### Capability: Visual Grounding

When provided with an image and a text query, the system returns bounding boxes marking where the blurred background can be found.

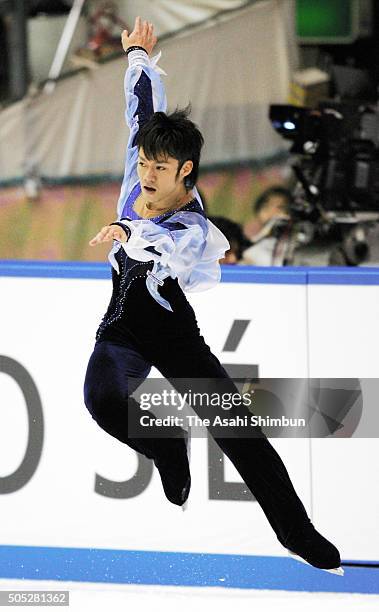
[1,0,379,266]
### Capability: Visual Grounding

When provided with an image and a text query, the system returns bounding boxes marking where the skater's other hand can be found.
[89,225,128,246]
[121,17,157,55]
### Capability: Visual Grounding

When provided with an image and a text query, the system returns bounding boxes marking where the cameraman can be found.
[242,186,292,265]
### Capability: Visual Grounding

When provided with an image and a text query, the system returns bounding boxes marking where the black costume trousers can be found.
[83,332,311,546]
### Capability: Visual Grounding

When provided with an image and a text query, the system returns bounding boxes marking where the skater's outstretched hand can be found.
[89,225,128,246]
[121,16,157,55]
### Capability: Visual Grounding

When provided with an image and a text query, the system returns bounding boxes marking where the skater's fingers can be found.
[88,226,115,246]
[129,16,140,38]
[135,15,142,33]
[88,232,106,246]
[121,30,130,51]
[88,225,128,246]
[89,234,112,246]
[125,16,154,53]
[89,233,102,246]
[145,24,157,53]
[149,25,157,41]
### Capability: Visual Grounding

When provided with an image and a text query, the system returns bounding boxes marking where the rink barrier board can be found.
[0,546,378,594]
[1,260,379,284]
[1,260,379,591]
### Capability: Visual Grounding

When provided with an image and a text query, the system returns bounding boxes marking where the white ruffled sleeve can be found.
[108,49,168,272]
[118,212,230,311]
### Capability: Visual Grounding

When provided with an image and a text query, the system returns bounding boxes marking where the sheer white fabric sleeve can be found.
[116,49,167,219]
[118,212,230,311]
[108,49,167,272]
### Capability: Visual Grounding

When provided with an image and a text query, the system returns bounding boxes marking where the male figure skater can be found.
[84,16,342,574]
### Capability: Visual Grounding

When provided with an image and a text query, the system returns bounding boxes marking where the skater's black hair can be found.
[136,104,204,192]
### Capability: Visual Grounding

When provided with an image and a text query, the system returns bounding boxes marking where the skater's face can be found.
[138,147,193,203]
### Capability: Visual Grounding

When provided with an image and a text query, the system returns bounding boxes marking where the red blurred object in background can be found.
[72,1,129,66]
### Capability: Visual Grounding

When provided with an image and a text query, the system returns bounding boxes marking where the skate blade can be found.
[288,550,344,576]
[181,499,188,512]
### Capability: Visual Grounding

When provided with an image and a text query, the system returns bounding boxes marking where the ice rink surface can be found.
[1,580,379,611]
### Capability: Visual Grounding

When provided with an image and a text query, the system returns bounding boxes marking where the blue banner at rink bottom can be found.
[1,260,379,284]
[0,546,378,594]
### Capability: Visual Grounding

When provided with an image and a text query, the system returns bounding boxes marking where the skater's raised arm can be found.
[117,17,166,216]
[89,17,166,249]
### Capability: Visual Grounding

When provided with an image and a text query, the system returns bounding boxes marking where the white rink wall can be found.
[0,262,378,592]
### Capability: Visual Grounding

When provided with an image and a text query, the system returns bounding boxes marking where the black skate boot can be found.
[283,523,344,576]
[154,434,191,508]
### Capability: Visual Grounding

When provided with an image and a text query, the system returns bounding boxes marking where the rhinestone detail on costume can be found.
[95,254,153,341]
[96,199,205,341]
